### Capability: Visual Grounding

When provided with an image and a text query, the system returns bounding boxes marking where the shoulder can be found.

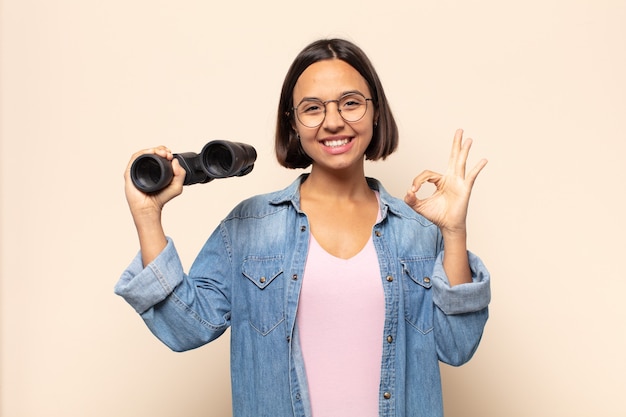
[223,176,302,221]
[224,191,287,221]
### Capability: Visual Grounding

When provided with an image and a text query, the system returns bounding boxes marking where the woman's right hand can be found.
[124,146,187,266]
[124,146,187,217]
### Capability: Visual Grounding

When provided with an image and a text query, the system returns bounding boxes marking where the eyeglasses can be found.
[292,92,373,128]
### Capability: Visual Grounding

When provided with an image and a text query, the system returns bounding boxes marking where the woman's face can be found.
[292,59,376,173]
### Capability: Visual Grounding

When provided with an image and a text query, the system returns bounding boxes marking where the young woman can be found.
[116,38,491,417]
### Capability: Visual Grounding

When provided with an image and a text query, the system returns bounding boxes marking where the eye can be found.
[299,101,323,114]
[340,95,365,109]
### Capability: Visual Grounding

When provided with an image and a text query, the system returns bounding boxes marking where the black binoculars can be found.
[130,140,257,193]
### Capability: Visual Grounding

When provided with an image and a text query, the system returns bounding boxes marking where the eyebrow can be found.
[298,90,365,103]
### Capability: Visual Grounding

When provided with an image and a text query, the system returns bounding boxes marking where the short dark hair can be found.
[275,39,399,169]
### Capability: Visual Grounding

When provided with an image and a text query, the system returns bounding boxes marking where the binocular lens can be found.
[203,143,233,176]
[201,141,257,178]
[130,154,173,193]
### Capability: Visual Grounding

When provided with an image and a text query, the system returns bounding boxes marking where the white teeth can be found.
[323,138,350,147]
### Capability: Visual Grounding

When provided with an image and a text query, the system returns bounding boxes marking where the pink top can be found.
[297,198,385,417]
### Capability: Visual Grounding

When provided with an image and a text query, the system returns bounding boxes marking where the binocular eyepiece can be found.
[130,140,257,193]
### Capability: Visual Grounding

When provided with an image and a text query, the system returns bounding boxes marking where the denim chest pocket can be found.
[401,258,435,334]
[241,256,285,336]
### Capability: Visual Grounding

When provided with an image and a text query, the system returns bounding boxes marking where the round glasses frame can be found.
[291,93,373,128]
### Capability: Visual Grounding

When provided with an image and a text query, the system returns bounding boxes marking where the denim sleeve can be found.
[114,238,184,314]
[431,251,491,366]
[431,251,491,314]
[115,233,232,352]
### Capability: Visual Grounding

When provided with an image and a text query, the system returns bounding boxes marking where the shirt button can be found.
[383,392,391,399]
[292,274,298,280]
[375,230,382,237]
[259,277,266,284]
[423,277,431,283]
[300,225,307,232]
[387,335,393,343]
[386,275,393,282]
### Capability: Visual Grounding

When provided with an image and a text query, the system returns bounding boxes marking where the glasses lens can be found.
[338,94,368,122]
[296,100,325,127]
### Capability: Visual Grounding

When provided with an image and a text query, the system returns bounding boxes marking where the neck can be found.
[301,165,371,201]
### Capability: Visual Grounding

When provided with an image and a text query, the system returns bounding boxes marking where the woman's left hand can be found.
[404,129,487,235]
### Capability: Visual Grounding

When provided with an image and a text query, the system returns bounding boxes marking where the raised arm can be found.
[404,129,487,286]
[123,146,187,266]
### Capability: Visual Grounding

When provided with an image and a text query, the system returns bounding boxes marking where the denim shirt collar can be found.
[268,173,406,221]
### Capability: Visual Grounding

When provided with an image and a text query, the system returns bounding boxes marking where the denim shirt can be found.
[115,175,490,417]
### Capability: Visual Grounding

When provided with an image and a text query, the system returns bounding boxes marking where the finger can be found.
[455,136,473,178]
[171,158,187,184]
[465,158,488,187]
[151,146,173,160]
[404,190,418,207]
[405,170,441,207]
[409,170,440,193]
[128,146,172,165]
[447,129,464,173]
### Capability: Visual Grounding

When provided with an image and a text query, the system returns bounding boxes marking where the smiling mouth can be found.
[322,138,351,148]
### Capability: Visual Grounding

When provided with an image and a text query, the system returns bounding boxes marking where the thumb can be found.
[404,186,418,208]
[170,158,187,187]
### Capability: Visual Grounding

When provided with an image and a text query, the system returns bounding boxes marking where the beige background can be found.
[1,0,625,416]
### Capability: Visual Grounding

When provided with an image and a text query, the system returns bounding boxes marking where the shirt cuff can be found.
[114,237,184,314]
[432,250,491,315]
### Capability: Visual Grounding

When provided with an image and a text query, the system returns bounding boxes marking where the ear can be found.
[290,122,300,139]
[286,111,299,135]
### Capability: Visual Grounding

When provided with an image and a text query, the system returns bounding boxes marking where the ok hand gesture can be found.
[404,129,487,236]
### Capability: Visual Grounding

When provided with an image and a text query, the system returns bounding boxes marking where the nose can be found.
[322,100,345,130]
